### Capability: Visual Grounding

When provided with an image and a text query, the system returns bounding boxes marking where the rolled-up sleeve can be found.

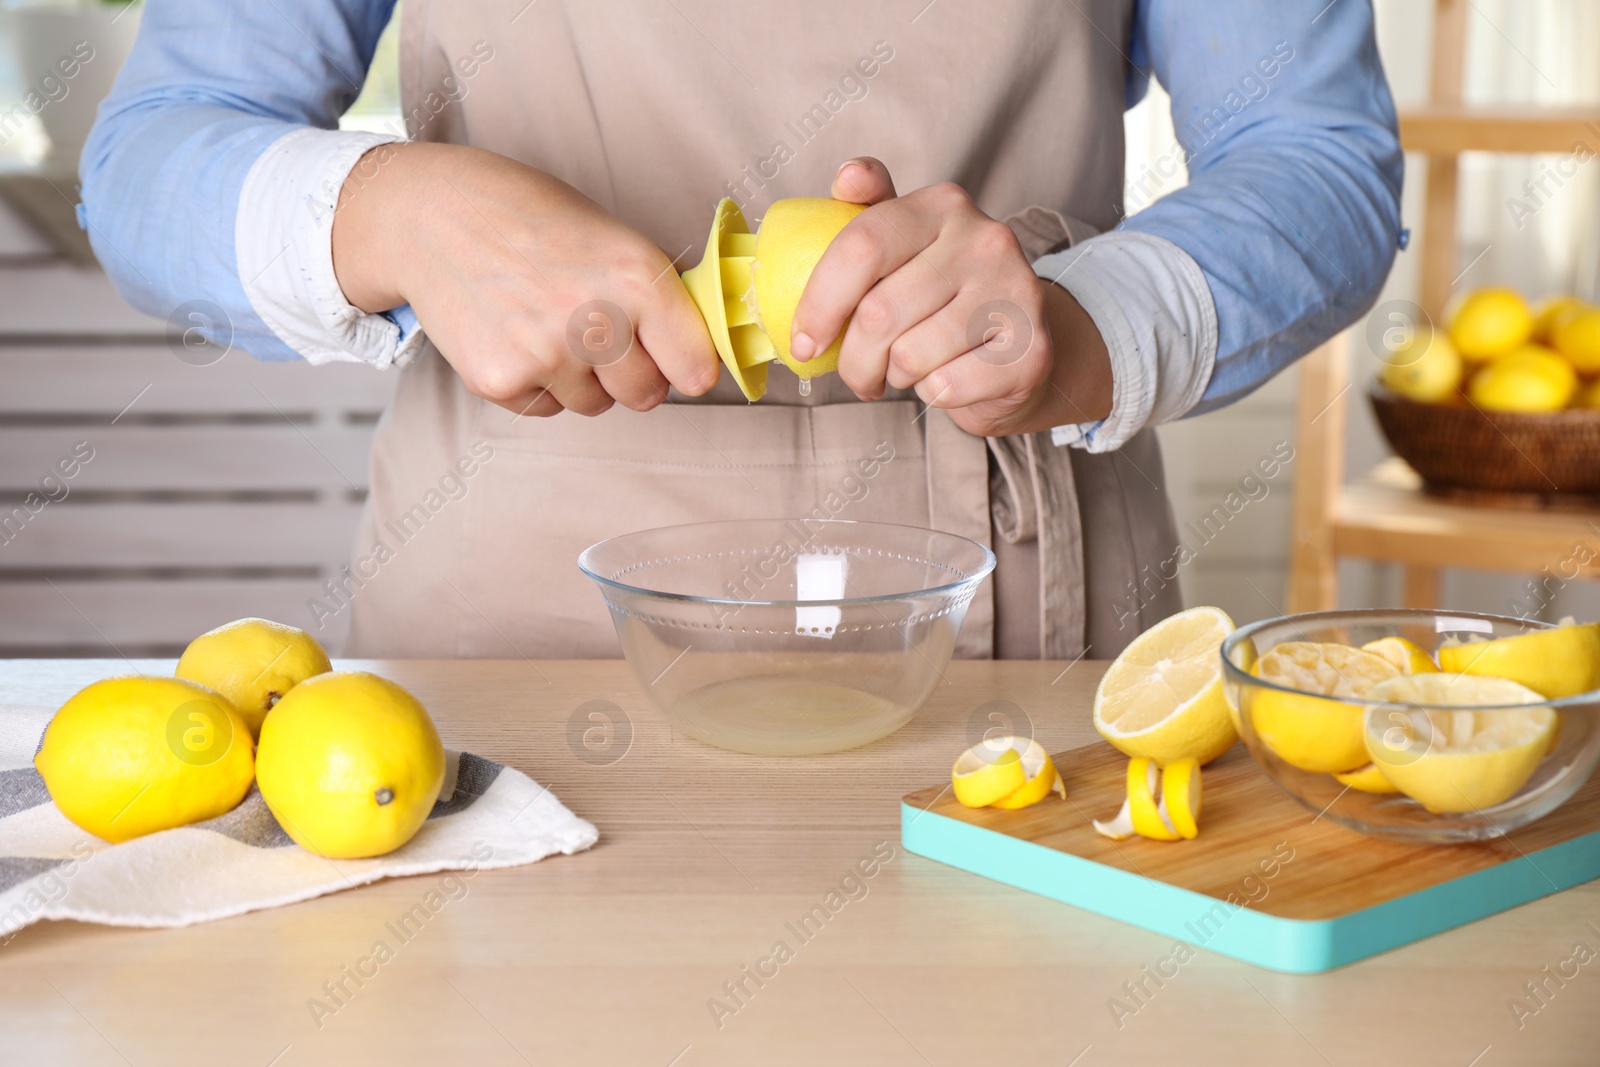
[1043,0,1403,448]
[1121,0,1404,417]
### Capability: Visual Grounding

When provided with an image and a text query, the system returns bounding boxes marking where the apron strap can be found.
[924,408,997,660]
[987,433,1088,659]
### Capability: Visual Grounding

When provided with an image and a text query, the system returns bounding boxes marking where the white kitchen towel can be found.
[0,704,598,937]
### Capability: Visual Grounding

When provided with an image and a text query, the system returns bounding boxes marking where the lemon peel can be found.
[1162,758,1202,839]
[951,736,1064,810]
[1094,757,1201,842]
[1126,758,1180,841]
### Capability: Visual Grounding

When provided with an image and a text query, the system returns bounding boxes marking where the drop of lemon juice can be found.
[797,377,812,397]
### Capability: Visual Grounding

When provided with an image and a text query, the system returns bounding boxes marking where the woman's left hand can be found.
[790,157,1112,438]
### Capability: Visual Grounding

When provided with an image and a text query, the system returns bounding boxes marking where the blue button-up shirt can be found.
[80,0,1402,416]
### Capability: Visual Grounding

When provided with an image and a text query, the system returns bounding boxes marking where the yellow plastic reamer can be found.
[680,198,776,402]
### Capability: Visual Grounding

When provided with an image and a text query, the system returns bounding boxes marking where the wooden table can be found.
[2,659,1596,1065]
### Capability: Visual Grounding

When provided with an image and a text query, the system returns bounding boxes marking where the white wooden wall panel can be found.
[0,426,377,492]
[0,257,394,656]
[0,503,365,570]
[6,344,397,411]
[0,579,341,656]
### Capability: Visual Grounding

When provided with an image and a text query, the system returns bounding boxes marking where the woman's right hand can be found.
[331,142,719,417]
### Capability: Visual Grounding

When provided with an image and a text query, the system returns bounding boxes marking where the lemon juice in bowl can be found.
[581,519,994,756]
[663,674,915,756]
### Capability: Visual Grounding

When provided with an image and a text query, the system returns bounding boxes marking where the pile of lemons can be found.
[1381,288,1600,412]
[34,618,445,858]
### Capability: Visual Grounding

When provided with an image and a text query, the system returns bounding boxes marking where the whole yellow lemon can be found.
[1447,287,1534,362]
[1378,325,1462,403]
[1552,307,1600,375]
[752,197,867,382]
[256,672,445,859]
[1467,344,1577,412]
[176,617,331,739]
[35,676,254,843]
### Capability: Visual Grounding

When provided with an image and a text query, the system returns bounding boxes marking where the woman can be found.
[81,0,1401,660]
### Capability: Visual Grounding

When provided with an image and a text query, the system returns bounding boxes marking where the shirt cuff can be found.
[235,128,428,369]
[1033,231,1218,452]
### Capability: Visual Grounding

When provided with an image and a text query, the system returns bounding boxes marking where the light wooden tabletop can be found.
[1,658,1595,1066]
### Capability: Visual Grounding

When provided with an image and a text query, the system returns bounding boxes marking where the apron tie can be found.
[987,433,1087,659]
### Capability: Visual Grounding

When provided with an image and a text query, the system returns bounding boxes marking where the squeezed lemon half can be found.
[1360,636,1438,675]
[1248,641,1401,773]
[1363,673,1555,813]
[1438,621,1600,699]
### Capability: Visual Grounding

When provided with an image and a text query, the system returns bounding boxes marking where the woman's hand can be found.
[332,142,718,417]
[791,158,1113,437]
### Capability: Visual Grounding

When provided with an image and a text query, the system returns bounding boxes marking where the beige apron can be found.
[342,0,1183,660]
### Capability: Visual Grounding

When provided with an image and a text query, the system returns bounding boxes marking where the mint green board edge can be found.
[900,803,1600,973]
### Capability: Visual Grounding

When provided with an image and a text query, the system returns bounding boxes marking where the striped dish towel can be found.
[0,704,597,938]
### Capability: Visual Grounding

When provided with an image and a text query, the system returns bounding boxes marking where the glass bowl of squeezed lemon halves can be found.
[1221,609,1600,842]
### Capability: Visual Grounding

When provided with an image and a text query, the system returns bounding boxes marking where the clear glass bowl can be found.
[579,519,996,755]
[1221,609,1600,842]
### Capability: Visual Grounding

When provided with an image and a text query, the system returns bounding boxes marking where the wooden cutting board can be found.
[901,742,1600,973]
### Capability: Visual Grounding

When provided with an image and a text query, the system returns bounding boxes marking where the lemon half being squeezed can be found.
[682,197,865,400]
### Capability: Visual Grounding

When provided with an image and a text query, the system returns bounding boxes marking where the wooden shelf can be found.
[1332,459,1600,577]
[1400,105,1600,155]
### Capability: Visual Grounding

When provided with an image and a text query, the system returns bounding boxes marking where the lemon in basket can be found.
[1093,606,1238,766]
[1378,325,1462,403]
[1248,642,1401,773]
[1447,287,1533,362]
[1467,344,1577,412]
[1363,673,1555,813]
[1553,306,1600,375]
[1533,294,1585,345]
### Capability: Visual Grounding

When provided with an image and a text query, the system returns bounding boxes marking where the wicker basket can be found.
[1368,386,1600,495]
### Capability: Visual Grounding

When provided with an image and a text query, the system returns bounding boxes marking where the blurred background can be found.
[0,0,1596,657]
